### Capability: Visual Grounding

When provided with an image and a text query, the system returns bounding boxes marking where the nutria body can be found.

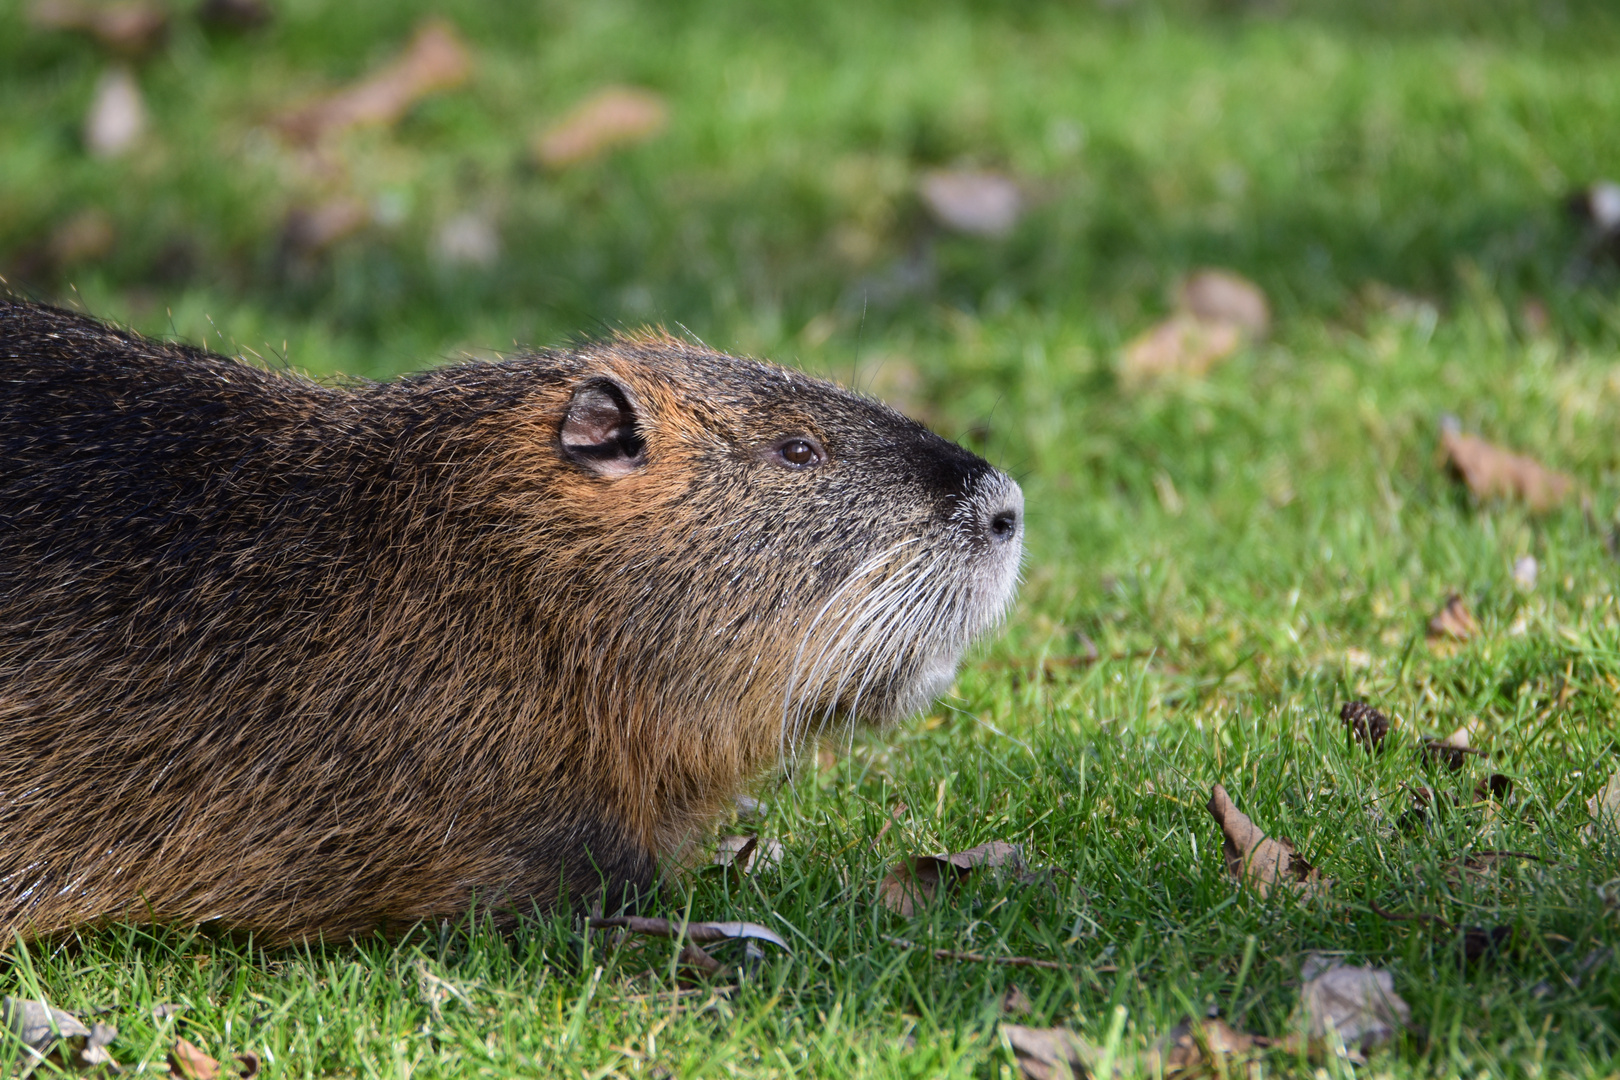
[0,298,1022,943]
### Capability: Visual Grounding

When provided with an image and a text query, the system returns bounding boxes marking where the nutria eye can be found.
[770,437,824,469]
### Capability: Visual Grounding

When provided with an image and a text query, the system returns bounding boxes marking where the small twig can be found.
[882,935,1112,972]
[1367,895,1456,933]
[616,984,735,1004]
[1471,849,1546,863]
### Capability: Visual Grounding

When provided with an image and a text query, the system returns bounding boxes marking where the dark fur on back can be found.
[0,298,1022,942]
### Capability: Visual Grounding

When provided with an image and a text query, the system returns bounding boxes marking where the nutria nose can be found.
[983,482,1023,545]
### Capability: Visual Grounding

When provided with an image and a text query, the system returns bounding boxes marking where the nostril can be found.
[988,509,1019,543]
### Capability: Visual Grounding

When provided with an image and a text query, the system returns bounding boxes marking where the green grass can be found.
[4,0,1620,1076]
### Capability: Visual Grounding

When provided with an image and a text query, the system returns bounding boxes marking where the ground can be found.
[2,0,1618,1076]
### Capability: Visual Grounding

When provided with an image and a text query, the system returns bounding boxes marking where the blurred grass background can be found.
[4,0,1620,1075]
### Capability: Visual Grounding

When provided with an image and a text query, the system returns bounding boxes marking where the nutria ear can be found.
[560,379,646,478]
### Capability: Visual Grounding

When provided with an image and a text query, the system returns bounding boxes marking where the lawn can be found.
[3,0,1620,1076]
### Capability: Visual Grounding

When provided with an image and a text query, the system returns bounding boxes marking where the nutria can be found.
[0,297,1023,943]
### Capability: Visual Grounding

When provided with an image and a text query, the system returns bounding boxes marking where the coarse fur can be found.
[0,298,1023,943]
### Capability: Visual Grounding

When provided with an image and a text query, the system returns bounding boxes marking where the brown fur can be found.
[0,298,1022,943]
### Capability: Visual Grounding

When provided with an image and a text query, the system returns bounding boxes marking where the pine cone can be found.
[1340,700,1389,752]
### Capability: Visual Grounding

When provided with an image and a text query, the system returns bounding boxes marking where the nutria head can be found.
[484,332,1022,799]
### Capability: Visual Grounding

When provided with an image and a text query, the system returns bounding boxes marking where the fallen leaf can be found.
[84,65,147,158]
[279,197,370,257]
[49,208,117,266]
[1421,725,1485,771]
[1339,701,1389,753]
[918,169,1023,238]
[532,86,669,169]
[1119,314,1241,384]
[1427,596,1479,643]
[713,835,783,876]
[878,841,1026,917]
[1441,427,1573,512]
[1512,555,1538,590]
[70,1023,119,1070]
[170,1037,219,1080]
[1002,985,1034,1017]
[1177,269,1269,336]
[1141,1016,1265,1077]
[1573,180,1620,231]
[150,1004,186,1023]
[30,0,169,55]
[1,995,90,1059]
[234,1052,260,1080]
[1474,774,1513,803]
[276,19,472,145]
[1450,849,1542,886]
[588,915,789,951]
[1587,767,1620,837]
[1460,924,1513,962]
[1293,954,1410,1054]
[1207,784,1329,899]
[1003,1024,1098,1080]
[431,212,500,270]
[1569,181,1620,266]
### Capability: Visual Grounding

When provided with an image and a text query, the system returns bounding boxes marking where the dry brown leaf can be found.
[878,841,1026,916]
[1427,596,1479,643]
[275,19,472,145]
[71,1023,119,1070]
[588,915,788,951]
[1441,428,1573,512]
[170,1037,220,1080]
[532,86,669,169]
[84,65,146,158]
[1119,314,1242,385]
[1003,1024,1098,1080]
[1293,953,1410,1054]
[279,198,370,257]
[918,170,1023,238]
[30,0,169,55]
[1207,784,1329,899]
[1177,269,1270,336]
[1339,701,1390,753]
[1421,724,1485,771]
[1588,768,1620,837]
[1141,1016,1265,1077]
[1,995,89,1056]
[234,1052,260,1080]
[713,834,783,876]
[1002,985,1034,1017]
[49,208,117,266]
[1512,554,1539,590]
[431,212,500,270]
